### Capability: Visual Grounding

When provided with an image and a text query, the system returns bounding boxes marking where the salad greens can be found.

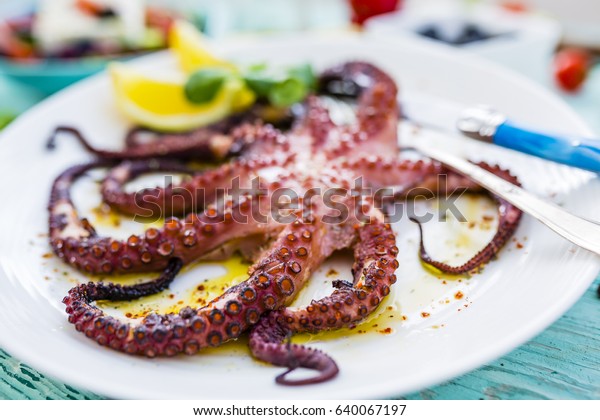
[184,63,316,108]
[184,68,233,104]
[244,62,316,108]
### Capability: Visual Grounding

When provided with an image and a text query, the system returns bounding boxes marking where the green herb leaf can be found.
[184,68,232,104]
[243,73,277,98]
[287,63,316,91]
[242,62,315,108]
[268,77,307,108]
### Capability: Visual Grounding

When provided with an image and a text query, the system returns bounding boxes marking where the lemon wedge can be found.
[169,20,255,111]
[110,21,256,131]
[110,62,242,132]
[169,20,236,73]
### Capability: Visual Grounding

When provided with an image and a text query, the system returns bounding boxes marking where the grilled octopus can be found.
[48,62,522,385]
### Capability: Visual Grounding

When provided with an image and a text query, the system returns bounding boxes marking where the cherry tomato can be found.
[349,0,401,26]
[500,1,528,13]
[554,48,591,92]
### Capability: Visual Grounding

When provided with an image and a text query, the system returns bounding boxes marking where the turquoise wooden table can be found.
[1,50,600,401]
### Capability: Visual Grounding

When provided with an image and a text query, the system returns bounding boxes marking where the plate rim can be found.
[0,33,599,400]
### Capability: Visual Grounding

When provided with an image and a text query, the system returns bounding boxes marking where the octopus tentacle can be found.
[336,155,443,193]
[70,258,184,305]
[47,60,524,386]
[250,215,399,385]
[302,96,337,151]
[49,161,111,240]
[249,316,339,386]
[47,113,252,161]
[346,157,523,274]
[409,163,523,274]
[318,61,400,158]
[62,217,325,356]
[100,123,293,218]
[102,154,295,218]
[229,122,292,158]
[50,162,278,274]
[48,118,292,163]
[100,159,197,217]
[318,61,397,123]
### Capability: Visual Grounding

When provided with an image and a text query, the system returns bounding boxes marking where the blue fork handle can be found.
[494,121,600,172]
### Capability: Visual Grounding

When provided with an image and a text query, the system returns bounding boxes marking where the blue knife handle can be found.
[494,121,600,172]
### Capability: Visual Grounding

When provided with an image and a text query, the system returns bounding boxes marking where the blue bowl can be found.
[0,53,150,95]
[0,56,114,95]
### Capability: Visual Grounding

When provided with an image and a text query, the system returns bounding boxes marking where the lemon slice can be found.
[169,21,255,112]
[110,62,241,132]
[169,20,236,73]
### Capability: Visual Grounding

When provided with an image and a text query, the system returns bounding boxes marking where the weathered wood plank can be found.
[0,350,99,400]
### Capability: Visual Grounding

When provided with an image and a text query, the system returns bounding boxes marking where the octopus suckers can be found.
[277,276,295,296]
[225,300,241,315]
[241,287,257,303]
[48,60,522,386]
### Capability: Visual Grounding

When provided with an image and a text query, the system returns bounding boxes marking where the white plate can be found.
[0,35,599,400]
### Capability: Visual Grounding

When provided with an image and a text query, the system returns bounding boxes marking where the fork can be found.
[327,98,600,256]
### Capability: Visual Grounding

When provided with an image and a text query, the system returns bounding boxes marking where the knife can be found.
[401,93,600,173]
[326,96,600,256]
